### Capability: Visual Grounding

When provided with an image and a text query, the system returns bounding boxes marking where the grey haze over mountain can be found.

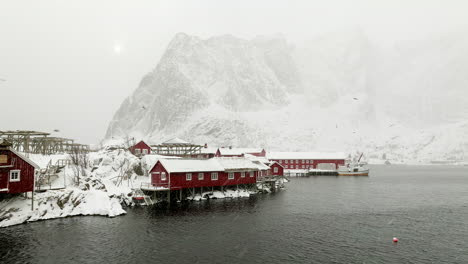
[106,31,468,163]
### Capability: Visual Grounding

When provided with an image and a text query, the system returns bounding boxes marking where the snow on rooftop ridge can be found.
[159,158,224,173]
[267,151,347,160]
[244,153,270,164]
[200,147,218,154]
[214,157,260,171]
[157,157,267,173]
[218,147,264,155]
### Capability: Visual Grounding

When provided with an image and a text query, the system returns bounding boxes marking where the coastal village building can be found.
[267,152,346,175]
[215,147,266,157]
[149,157,261,190]
[129,140,152,156]
[0,139,39,195]
[268,161,284,177]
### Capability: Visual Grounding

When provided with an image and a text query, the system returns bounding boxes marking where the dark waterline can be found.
[1,165,468,264]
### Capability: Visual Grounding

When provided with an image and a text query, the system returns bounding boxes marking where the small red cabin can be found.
[129,140,152,156]
[0,140,39,195]
[269,162,284,176]
[149,158,260,190]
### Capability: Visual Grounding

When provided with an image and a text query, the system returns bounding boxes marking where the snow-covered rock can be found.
[105,31,468,164]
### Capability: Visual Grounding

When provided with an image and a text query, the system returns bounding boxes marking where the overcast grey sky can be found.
[1,0,467,144]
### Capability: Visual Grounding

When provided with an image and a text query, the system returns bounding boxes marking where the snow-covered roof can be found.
[200,147,218,154]
[9,149,40,169]
[159,159,224,173]
[250,160,270,170]
[141,154,180,172]
[244,153,270,164]
[162,138,190,145]
[267,151,346,160]
[214,157,260,171]
[157,157,262,173]
[218,148,264,156]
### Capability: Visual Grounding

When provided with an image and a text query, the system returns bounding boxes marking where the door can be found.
[0,171,8,191]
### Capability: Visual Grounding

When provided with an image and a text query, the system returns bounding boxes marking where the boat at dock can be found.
[337,153,369,176]
[337,165,369,176]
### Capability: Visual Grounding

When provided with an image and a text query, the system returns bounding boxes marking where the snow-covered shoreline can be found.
[0,189,126,228]
[0,148,289,228]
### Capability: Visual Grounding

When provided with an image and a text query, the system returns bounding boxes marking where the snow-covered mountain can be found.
[105,31,468,164]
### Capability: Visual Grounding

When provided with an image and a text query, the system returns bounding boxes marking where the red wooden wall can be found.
[0,149,35,194]
[150,161,258,190]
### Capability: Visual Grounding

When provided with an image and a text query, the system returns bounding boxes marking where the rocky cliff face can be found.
[105,31,468,164]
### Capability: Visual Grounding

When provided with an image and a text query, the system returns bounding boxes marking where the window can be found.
[228,172,234,180]
[249,171,254,177]
[135,148,141,155]
[186,173,192,181]
[296,160,298,163]
[302,165,305,169]
[296,165,299,169]
[241,172,245,178]
[273,167,278,173]
[211,172,218,181]
[142,149,148,155]
[198,173,204,180]
[9,170,20,182]
[285,165,288,169]
[285,160,289,164]
[161,172,166,181]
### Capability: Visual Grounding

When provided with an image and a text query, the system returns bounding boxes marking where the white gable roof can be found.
[159,159,224,173]
[218,148,263,156]
[214,157,259,171]
[267,151,346,160]
[200,147,218,154]
[157,157,262,173]
[9,148,40,169]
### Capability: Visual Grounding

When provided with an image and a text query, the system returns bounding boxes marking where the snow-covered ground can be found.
[0,149,288,228]
[0,148,142,228]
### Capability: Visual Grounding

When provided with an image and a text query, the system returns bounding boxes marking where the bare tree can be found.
[69,147,90,186]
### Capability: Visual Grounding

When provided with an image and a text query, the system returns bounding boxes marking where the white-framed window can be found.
[296,165,299,169]
[296,160,298,163]
[161,172,166,181]
[142,149,148,155]
[273,167,278,173]
[211,172,218,181]
[9,170,20,182]
[285,160,289,164]
[228,172,234,179]
[241,172,245,178]
[198,173,204,180]
[186,173,192,181]
[302,165,305,168]
[285,165,288,169]
[249,171,254,177]
[135,148,141,155]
